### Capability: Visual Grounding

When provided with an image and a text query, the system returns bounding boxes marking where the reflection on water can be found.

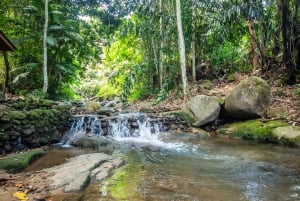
[91,134,300,201]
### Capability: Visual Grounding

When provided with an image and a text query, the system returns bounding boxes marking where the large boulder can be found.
[224,76,271,119]
[184,95,220,127]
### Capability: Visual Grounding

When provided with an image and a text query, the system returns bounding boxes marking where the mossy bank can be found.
[217,119,300,147]
[0,98,71,154]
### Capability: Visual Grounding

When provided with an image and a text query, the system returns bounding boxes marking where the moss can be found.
[0,149,45,173]
[107,153,142,200]
[0,132,8,141]
[218,119,288,142]
[41,99,54,107]
[10,111,26,120]
[165,110,196,125]
[107,166,140,200]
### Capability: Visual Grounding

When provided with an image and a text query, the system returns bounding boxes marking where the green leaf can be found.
[48,25,64,31]
[46,36,57,46]
[12,72,30,84]
[51,10,63,15]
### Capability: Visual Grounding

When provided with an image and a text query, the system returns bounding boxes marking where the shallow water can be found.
[29,133,300,201]
[90,133,300,201]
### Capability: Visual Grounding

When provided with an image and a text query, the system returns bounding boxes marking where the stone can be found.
[0,92,4,101]
[272,126,300,140]
[46,153,123,192]
[10,111,26,120]
[0,104,7,110]
[85,101,101,112]
[184,95,220,127]
[224,76,271,119]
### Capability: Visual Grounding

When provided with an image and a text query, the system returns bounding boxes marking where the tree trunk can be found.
[43,0,49,93]
[176,0,188,99]
[159,0,164,89]
[191,0,196,82]
[3,52,11,93]
[247,20,260,73]
[151,37,158,91]
[281,0,296,84]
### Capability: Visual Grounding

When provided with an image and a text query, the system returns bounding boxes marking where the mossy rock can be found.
[0,114,11,122]
[272,126,300,146]
[41,99,54,107]
[0,149,45,173]
[0,132,8,141]
[28,109,44,119]
[10,111,26,120]
[217,119,288,143]
[163,110,196,125]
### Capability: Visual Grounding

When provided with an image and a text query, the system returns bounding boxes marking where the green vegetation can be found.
[0,1,299,102]
[0,149,45,173]
[107,152,142,200]
[217,119,294,145]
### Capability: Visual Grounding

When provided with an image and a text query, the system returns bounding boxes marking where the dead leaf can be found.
[13,191,28,201]
[15,182,24,188]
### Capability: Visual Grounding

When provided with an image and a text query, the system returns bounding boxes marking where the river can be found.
[27,132,300,201]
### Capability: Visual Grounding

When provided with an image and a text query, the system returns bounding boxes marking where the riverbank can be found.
[129,75,300,125]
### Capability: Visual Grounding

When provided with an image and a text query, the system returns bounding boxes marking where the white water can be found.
[60,113,185,148]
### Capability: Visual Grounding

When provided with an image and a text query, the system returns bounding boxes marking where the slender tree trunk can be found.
[159,0,164,89]
[191,0,196,82]
[176,0,188,99]
[281,0,296,84]
[247,20,260,73]
[43,0,49,93]
[3,52,11,93]
[151,37,158,91]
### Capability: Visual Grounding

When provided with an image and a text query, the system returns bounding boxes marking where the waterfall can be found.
[61,113,165,146]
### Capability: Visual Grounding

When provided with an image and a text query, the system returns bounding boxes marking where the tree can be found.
[176,0,188,99]
[281,0,300,84]
[43,0,49,93]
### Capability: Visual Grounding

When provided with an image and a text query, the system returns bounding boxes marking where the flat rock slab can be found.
[46,153,123,192]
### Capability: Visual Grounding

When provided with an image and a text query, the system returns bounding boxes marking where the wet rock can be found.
[46,153,123,192]
[224,76,271,119]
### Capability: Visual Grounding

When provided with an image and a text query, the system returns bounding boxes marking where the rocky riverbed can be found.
[0,149,124,201]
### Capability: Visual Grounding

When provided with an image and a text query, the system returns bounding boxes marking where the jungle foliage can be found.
[0,0,299,102]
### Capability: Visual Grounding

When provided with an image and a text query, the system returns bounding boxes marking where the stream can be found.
[26,114,300,201]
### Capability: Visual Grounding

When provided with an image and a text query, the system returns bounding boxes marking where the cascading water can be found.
[60,113,165,146]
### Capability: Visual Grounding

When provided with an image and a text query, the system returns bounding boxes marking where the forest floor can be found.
[130,74,300,126]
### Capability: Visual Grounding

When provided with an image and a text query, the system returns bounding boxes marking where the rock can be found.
[10,111,26,120]
[184,95,220,127]
[85,101,101,112]
[224,76,271,119]
[273,126,300,140]
[0,104,7,110]
[97,107,114,116]
[46,153,123,192]
[217,119,288,141]
[0,92,4,101]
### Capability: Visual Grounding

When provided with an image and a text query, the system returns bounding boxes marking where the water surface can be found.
[80,133,300,201]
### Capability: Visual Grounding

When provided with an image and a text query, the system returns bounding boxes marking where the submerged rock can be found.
[224,76,271,119]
